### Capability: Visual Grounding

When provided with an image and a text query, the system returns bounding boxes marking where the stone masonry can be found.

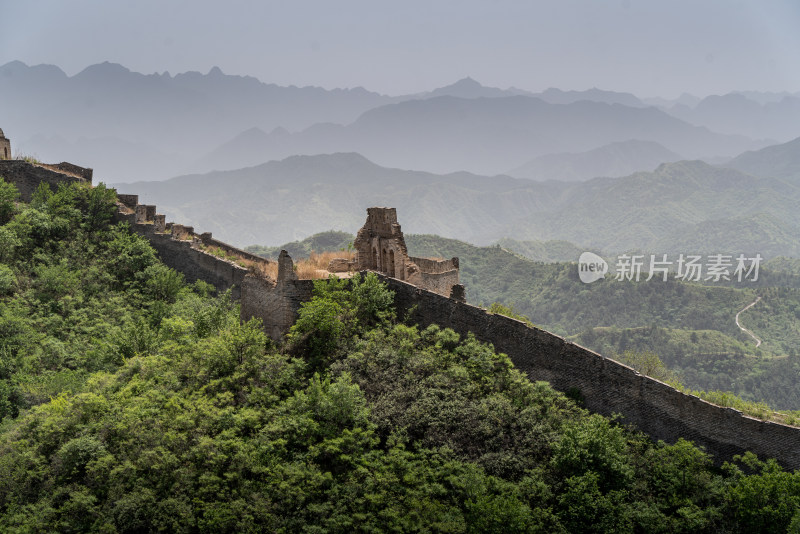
[240,251,316,340]
[353,207,462,298]
[0,159,92,201]
[113,193,276,300]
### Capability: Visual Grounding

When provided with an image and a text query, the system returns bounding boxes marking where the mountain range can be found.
[0,60,785,182]
[0,61,393,181]
[666,92,800,141]
[115,139,800,257]
[196,94,758,176]
[725,135,800,183]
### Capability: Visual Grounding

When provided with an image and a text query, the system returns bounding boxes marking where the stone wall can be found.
[197,232,272,266]
[241,274,315,340]
[40,162,94,182]
[416,270,461,297]
[376,273,800,470]
[0,160,91,201]
[115,209,251,299]
[240,250,315,340]
[410,256,459,274]
[9,159,800,470]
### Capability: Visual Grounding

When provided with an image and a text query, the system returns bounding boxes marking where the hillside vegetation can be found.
[3,178,800,531]
[249,231,800,410]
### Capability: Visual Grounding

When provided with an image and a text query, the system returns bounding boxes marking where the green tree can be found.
[616,349,678,383]
[724,452,800,533]
[488,301,535,327]
[0,177,19,224]
[0,264,15,295]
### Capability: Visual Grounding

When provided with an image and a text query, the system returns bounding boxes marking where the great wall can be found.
[3,142,800,471]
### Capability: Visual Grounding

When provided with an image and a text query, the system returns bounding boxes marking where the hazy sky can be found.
[2,0,799,97]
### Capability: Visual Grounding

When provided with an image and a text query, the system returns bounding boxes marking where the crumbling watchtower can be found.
[0,128,10,160]
[353,207,462,298]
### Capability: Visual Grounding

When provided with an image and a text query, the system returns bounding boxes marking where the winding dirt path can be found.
[735,296,762,348]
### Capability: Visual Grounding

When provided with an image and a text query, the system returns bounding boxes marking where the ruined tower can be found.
[353,207,462,298]
[0,128,10,160]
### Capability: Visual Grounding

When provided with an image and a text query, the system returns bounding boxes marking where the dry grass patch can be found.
[199,244,279,276]
[196,246,354,281]
[294,250,356,280]
[254,261,279,280]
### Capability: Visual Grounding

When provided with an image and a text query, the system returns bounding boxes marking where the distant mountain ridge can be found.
[413,78,646,107]
[536,87,645,107]
[662,92,800,142]
[508,140,682,181]
[0,60,395,181]
[0,60,772,181]
[114,152,800,258]
[724,136,800,183]
[201,95,759,176]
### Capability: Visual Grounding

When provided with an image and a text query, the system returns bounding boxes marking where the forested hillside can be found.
[248,232,800,410]
[3,178,800,531]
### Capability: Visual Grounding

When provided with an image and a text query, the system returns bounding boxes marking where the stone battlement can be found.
[112,194,278,300]
[377,273,800,470]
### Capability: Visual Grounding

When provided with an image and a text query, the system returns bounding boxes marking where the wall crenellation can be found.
[4,141,800,470]
[113,194,283,301]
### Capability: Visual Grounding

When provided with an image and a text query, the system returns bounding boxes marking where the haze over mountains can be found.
[0,60,792,182]
[508,140,682,182]
[0,61,393,181]
[666,93,800,141]
[725,136,800,183]
[200,95,756,176]
[3,59,800,259]
[120,147,800,258]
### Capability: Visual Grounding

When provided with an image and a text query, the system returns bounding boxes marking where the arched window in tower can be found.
[388,249,395,277]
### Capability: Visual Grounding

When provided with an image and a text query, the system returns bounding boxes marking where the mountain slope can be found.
[115,152,565,247]
[115,153,800,257]
[508,140,682,181]
[535,87,645,107]
[501,160,800,252]
[0,60,394,181]
[200,95,759,176]
[667,92,800,141]
[725,136,800,183]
